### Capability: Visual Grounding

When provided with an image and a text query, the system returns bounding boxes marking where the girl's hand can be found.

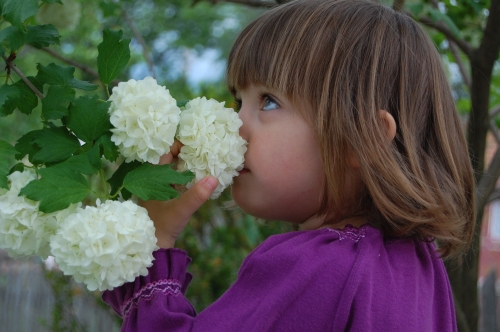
[140,141,219,249]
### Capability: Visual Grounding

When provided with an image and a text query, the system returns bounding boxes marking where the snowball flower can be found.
[0,170,76,259]
[50,200,158,291]
[108,77,181,164]
[36,0,81,31]
[176,97,247,199]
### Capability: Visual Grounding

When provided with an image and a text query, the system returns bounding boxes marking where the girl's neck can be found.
[299,214,368,231]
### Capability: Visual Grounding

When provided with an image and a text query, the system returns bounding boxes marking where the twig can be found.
[490,104,500,119]
[122,9,156,79]
[417,16,473,56]
[37,46,120,86]
[448,40,471,89]
[2,54,45,99]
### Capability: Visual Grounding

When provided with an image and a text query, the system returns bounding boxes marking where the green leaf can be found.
[8,163,24,175]
[14,129,43,163]
[54,153,98,175]
[177,100,189,108]
[108,160,141,197]
[36,63,98,91]
[97,29,131,85]
[42,85,75,120]
[0,0,38,29]
[99,2,120,17]
[0,84,19,116]
[88,142,102,169]
[66,95,111,142]
[41,0,63,4]
[0,26,27,51]
[123,163,194,201]
[26,24,60,49]
[0,140,17,189]
[32,127,81,163]
[96,132,119,162]
[1,77,43,116]
[19,166,90,213]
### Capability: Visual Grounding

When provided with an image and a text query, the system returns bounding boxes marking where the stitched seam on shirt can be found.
[326,227,367,242]
[121,279,182,318]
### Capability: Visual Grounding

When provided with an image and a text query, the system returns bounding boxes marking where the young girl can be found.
[103,0,475,330]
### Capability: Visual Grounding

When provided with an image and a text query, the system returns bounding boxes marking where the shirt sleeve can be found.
[102,248,197,332]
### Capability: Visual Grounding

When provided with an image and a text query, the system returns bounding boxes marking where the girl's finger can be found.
[159,153,173,165]
[175,176,218,221]
[170,140,183,157]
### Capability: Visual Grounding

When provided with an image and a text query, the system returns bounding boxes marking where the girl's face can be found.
[232,85,325,224]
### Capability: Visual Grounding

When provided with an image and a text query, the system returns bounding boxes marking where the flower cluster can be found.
[0,171,78,259]
[176,97,247,199]
[108,77,181,164]
[50,200,157,291]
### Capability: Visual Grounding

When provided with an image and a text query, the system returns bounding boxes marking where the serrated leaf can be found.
[123,163,194,201]
[0,84,19,116]
[0,140,17,189]
[66,95,111,142]
[26,24,60,49]
[108,160,141,197]
[42,85,75,120]
[32,127,81,163]
[0,0,38,29]
[36,63,98,91]
[97,29,131,85]
[0,26,27,51]
[19,166,90,213]
[2,77,43,116]
[54,153,98,175]
[88,142,102,169]
[96,132,119,162]
[14,129,43,163]
[8,163,24,175]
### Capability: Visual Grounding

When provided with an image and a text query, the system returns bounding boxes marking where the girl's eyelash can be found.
[259,93,279,107]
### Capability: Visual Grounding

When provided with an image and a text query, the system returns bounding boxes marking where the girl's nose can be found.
[238,107,250,141]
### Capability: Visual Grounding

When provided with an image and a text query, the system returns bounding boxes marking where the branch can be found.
[490,104,500,119]
[392,0,405,11]
[38,47,120,86]
[417,16,473,57]
[477,0,500,67]
[448,40,471,90]
[122,9,156,79]
[476,146,500,212]
[2,55,44,99]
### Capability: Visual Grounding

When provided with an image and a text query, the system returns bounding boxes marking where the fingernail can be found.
[203,177,218,191]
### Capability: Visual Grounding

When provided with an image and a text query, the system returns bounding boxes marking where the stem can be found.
[2,55,45,99]
[104,84,110,99]
[99,169,110,200]
[109,186,125,199]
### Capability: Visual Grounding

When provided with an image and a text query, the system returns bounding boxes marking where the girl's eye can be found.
[262,94,279,111]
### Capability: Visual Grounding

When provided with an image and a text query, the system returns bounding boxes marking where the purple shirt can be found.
[103,224,457,331]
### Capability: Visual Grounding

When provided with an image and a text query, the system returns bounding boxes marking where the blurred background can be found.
[0,0,499,331]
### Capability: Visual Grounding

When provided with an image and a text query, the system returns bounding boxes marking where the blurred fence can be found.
[0,249,120,332]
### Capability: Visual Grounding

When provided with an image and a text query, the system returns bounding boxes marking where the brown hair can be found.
[226,0,475,258]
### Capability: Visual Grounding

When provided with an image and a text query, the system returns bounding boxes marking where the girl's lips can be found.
[238,168,250,175]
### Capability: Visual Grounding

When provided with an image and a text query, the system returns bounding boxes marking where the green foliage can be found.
[20,166,91,213]
[97,29,131,85]
[26,24,61,49]
[42,85,75,119]
[32,127,80,163]
[0,0,38,29]
[66,95,111,142]
[3,77,42,116]
[0,139,16,188]
[123,163,194,200]
[36,63,98,91]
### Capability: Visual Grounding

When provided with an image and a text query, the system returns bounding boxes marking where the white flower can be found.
[176,97,247,199]
[50,200,158,291]
[36,0,81,31]
[108,77,181,164]
[0,171,80,259]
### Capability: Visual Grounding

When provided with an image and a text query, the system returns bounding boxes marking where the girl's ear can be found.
[379,109,397,142]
